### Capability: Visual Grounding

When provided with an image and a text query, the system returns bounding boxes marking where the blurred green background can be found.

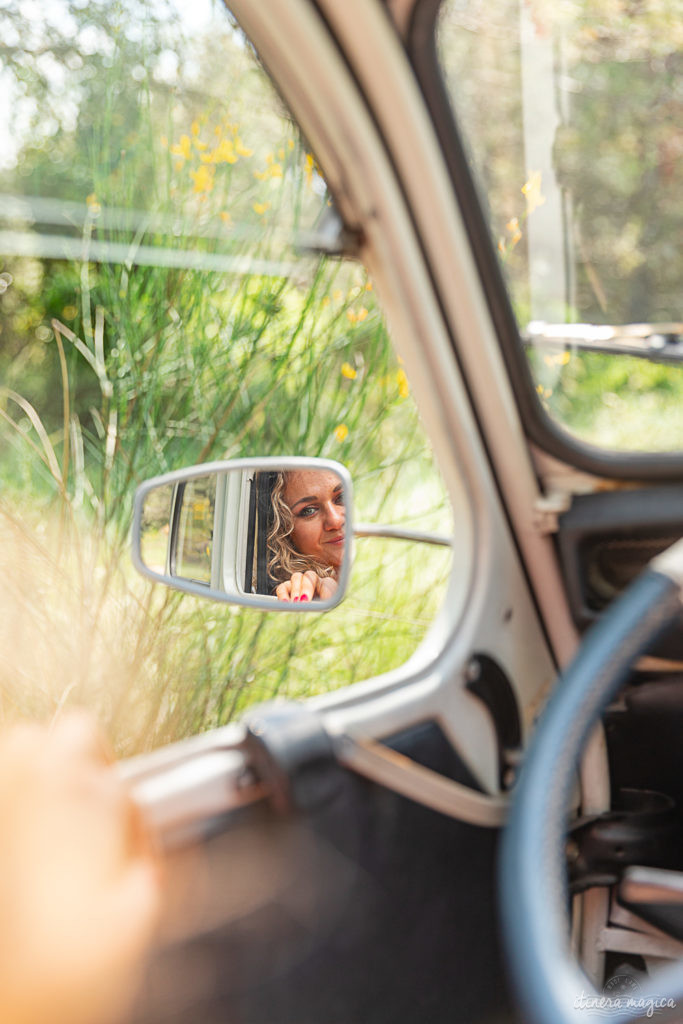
[0,0,452,751]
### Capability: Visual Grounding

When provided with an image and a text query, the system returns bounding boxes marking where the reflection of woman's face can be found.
[283,470,345,569]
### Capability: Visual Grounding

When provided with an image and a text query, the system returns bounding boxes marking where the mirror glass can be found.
[134,459,350,610]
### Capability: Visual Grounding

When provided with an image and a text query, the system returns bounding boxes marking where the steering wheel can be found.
[500,540,683,1024]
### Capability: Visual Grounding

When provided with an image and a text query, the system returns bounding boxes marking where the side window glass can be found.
[0,0,454,750]
[437,1,683,455]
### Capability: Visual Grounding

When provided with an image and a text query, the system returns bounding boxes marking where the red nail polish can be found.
[300,594,309,602]
[293,596,300,602]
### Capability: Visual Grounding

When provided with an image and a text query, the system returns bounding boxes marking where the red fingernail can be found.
[293,596,300,602]
[300,594,309,602]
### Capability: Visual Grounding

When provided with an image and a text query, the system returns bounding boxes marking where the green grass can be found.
[529,349,683,453]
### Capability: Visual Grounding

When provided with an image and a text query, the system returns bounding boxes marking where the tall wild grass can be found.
[0,16,452,752]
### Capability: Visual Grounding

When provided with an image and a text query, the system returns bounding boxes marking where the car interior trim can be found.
[336,734,508,827]
[315,0,579,669]
[232,0,556,796]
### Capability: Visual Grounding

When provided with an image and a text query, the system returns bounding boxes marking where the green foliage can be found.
[0,0,451,749]
[438,0,683,452]
[531,348,683,451]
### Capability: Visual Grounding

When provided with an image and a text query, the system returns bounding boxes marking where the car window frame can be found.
[406,0,683,483]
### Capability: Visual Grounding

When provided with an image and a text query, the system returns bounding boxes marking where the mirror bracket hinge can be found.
[533,490,572,535]
[296,204,363,258]
[243,701,344,814]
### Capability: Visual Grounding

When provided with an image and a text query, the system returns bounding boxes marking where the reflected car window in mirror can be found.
[140,483,174,575]
[437,0,683,455]
[174,477,216,585]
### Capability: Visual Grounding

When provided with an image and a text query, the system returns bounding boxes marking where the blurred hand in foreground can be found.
[0,712,161,1024]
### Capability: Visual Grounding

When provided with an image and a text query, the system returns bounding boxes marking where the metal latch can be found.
[533,490,572,535]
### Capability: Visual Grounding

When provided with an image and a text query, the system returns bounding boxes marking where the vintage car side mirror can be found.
[132,457,352,611]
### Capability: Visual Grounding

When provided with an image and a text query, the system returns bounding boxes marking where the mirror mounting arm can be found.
[354,523,453,547]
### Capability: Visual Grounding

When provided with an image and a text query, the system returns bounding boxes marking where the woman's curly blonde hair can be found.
[265,472,337,588]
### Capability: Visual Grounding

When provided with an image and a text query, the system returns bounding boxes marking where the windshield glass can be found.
[437,0,683,453]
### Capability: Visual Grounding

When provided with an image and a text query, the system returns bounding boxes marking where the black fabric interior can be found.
[133,721,517,1024]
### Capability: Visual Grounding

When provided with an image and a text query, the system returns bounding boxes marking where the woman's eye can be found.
[334,494,344,506]
[298,505,318,518]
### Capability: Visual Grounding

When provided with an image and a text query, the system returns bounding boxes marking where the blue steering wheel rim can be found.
[500,567,683,1024]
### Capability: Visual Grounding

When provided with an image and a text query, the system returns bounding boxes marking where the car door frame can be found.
[223,0,571,775]
[126,0,589,823]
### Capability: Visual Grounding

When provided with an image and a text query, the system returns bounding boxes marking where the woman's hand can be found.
[275,569,338,603]
[0,711,161,1024]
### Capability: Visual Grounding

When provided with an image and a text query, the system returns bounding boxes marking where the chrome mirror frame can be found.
[131,456,353,612]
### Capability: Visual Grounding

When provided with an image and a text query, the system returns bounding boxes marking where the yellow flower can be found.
[170,135,192,160]
[252,201,271,216]
[254,160,282,180]
[544,351,571,367]
[365,280,373,292]
[341,362,357,379]
[211,138,237,164]
[191,120,200,137]
[220,211,232,225]
[85,193,100,213]
[278,147,285,160]
[397,368,410,398]
[346,310,357,324]
[356,307,368,322]
[190,164,214,194]
[287,139,295,150]
[234,136,253,157]
[334,424,349,442]
[522,171,546,214]
[505,217,522,247]
[304,152,315,187]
